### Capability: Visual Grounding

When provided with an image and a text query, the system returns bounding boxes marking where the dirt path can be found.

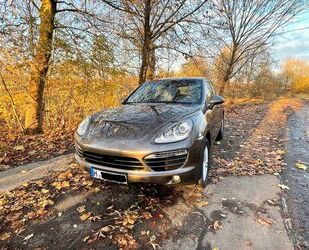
[0,154,74,192]
[282,101,309,248]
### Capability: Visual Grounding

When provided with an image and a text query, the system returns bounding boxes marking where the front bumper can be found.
[75,136,204,185]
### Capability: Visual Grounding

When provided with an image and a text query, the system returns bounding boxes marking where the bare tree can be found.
[102,0,208,84]
[202,0,307,94]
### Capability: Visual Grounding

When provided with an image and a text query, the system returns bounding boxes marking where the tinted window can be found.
[126,79,203,104]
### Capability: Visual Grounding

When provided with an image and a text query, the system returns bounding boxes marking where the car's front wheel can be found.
[200,139,211,188]
[216,118,224,141]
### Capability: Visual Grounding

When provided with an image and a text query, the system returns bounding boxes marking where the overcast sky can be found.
[274,11,309,64]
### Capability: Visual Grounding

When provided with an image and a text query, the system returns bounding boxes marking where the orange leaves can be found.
[0,232,11,241]
[52,180,70,190]
[57,170,73,180]
[114,234,139,249]
[256,211,273,226]
[80,212,92,221]
[122,211,139,227]
[0,129,74,168]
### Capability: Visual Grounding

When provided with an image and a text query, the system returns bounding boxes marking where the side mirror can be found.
[207,95,225,109]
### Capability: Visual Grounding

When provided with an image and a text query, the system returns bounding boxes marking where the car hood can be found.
[87,103,200,140]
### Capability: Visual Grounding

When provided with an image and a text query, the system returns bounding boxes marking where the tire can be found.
[200,139,211,188]
[216,118,224,141]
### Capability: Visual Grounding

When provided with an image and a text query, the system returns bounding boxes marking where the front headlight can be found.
[154,120,193,143]
[76,116,91,136]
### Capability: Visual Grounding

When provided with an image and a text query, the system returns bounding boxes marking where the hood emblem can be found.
[91,121,141,139]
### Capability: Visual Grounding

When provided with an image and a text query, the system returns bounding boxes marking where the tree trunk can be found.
[147,44,156,80]
[24,0,56,134]
[138,0,151,85]
[219,52,236,95]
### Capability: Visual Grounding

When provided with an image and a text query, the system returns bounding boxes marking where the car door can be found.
[204,80,216,142]
[206,81,223,139]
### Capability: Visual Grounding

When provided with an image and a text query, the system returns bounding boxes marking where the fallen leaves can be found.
[295,162,307,171]
[0,164,96,243]
[213,220,223,231]
[0,232,11,241]
[183,188,209,207]
[80,212,92,221]
[23,233,34,241]
[13,145,25,151]
[0,129,74,169]
[122,211,139,226]
[211,99,303,181]
[278,184,290,190]
[52,180,70,190]
[114,234,139,249]
[256,211,273,226]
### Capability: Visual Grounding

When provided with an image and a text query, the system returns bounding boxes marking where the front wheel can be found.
[200,140,211,188]
[216,118,224,141]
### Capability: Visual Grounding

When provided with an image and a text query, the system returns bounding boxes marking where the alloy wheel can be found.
[202,145,209,182]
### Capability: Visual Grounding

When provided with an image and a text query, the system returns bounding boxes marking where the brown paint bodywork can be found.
[74,77,224,185]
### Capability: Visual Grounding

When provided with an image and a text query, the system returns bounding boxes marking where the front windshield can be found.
[126,79,203,104]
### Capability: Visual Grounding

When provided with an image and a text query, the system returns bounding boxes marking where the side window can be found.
[208,81,216,95]
[206,81,216,96]
[204,80,212,102]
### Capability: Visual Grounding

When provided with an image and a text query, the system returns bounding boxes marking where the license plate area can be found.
[90,167,127,184]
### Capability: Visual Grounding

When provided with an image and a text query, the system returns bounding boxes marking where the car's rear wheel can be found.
[200,139,211,188]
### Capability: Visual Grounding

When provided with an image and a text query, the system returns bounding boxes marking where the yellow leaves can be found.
[295,163,307,171]
[283,58,309,93]
[0,232,11,241]
[195,200,209,207]
[80,212,92,221]
[141,212,152,219]
[52,181,70,190]
[57,170,73,180]
[13,145,25,151]
[276,149,286,155]
[41,188,49,194]
[39,199,54,208]
[0,198,7,206]
[22,182,29,188]
[123,211,138,226]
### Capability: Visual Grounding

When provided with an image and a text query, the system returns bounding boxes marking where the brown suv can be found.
[74,77,224,187]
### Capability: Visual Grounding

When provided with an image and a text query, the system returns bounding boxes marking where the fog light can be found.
[145,149,187,159]
[172,175,181,184]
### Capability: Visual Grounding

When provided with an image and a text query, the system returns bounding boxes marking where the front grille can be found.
[81,150,143,171]
[76,146,83,158]
[144,150,188,172]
